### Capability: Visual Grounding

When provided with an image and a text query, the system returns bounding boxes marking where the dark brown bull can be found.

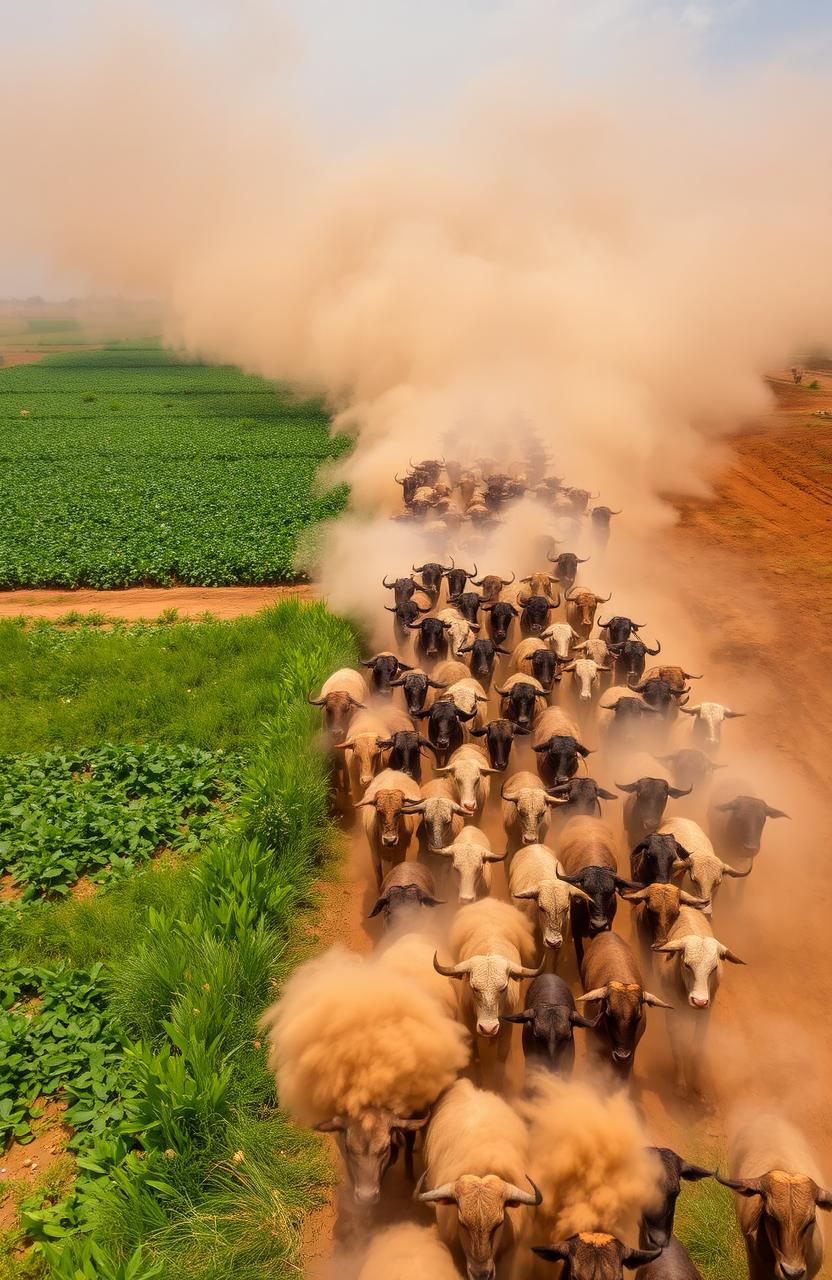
[655,749,726,792]
[389,668,448,715]
[547,550,590,594]
[459,638,510,688]
[567,588,612,640]
[578,932,671,1078]
[360,652,413,696]
[501,973,600,1076]
[470,718,529,772]
[635,1238,703,1280]
[412,561,446,601]
[382,574,418,604]
[709,795,789,857]
[617,777,693,845]
[546,777,618,818]
[641,1147,715,1249]
[378,729,437,783]
[533,1232,661,1279]
[610,637,662,685]
[518,592,557,637]
[444,560,478,599]
[368,862,443,930]
[470,571,515,603]
[481,600,519,644]
[598,615,646,646]
[385,597,432,640]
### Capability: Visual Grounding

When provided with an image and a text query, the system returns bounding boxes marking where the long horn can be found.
[508,959,546,979]
[721,861,753,879]
[567,884,595,904]
[642,991,674,1009]
[483,850,508,863]
[595,593,612,603]
[644,639,662,656]
[400,800,427,812]
[679,705,701,715]
[682,671,704,679]
[576,987,609,1003]
[307,694,326,705]
[622,888,650,902]
[417,1180,458,1204]
[503,1176,543,1207]
[433,952,469,978]
[724,709,745,718]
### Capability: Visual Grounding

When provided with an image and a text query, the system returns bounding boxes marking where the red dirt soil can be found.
[0,583,316,622]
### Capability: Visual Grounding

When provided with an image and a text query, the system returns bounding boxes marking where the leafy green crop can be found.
[0,345,350,588]
[0,744,241,901]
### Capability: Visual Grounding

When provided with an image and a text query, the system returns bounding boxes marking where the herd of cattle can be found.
[265,457,828,1280]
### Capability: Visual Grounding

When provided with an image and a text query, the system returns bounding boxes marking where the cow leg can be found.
[403,1130,416,1181]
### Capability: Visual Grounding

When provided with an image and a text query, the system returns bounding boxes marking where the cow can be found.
[316,1107,431,1206]
[631,832,691,885]
[501,772,568,852]
[589,505,622,547]
[579,635,613,667]
[533,1232,661,1279]
[519,569,561,601]
[412,561,446,601]
[459,637,510,688]
[546,777,619,819]
[578,932,671,1078]
[629,678,686,720]
[381,574,418,604]
[434,744,499,817]
[709,795,789,858]
[433,827,507,905]
[509,843,591,961]
[516,591,557,638]
[368,862,444,930]
[433,659,472,687]
[404,778,468,858]
[547,550,590,594]
[610,638,662,686]
[437,607,479,658]
[598,687,662,745]
[655,750,726,792]
[717,1115,832,1280]
[336,707,412,796]
[679,701,745,751]
[385,597,432,641]
[438,677,490,730]
[308,668,368,741]
[390,668,448,717]
[470,571,516,603]
[481,599,519,645]
[566,588,612,641]
[557,815,637,964]
[377,728,437,784]
[598,615,646,647]
[532,706,593,787]
[542,621,582,660]
[641,1147,715,1250]
[448,591,483,626]
[414,698,476,767]
[495,673,548,729]
[653,905,744,1095]
[623,883,711,959]
[643,665,703,693]
[510,638,560,692]
[501,973,600,1076]
[394,470,423,506]
[562,657,612,707]
[469,718,529,772]
[408,615,452,664]
[658,817,751,914]
[360,651,413,696]
[444,560,478,600]
[617,777,693,845]
[435,899,542,1085]
[418,1080,541,1280]
[356,769,422,889]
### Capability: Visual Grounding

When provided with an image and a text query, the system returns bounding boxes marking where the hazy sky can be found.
[4,0,829,296]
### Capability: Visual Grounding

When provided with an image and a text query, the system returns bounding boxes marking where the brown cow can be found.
[578,932,670,1078]
[566,588,612,641]
[643,665,703,693]
[533,1232,661,1279]
[308,668,368,741]
[357,768,421,889]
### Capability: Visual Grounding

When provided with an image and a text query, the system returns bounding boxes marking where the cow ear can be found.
[531,1243,572,1263]
[815,1187,832,1209]
[500,1010,533,1024]
[597,788,618,800]
[716,1174,763,1197]
[680,1161,715,1182]
[367,898,387,918]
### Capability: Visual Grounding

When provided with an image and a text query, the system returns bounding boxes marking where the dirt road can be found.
[0,584,316,622]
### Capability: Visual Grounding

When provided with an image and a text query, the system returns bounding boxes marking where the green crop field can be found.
[0,345,350,588]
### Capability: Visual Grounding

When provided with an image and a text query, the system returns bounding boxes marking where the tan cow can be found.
[357,768,422,890]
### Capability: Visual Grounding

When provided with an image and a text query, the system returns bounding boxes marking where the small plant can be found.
[157,607,179,626]
[109,400,123,411]
[808,379,820,390]
[81,392,96,403]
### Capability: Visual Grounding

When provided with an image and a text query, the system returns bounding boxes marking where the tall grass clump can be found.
[674,1150,746,1280]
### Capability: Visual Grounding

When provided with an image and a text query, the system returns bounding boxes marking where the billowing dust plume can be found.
[260,943,468,1124]
[352,1223,461,1280]
[520,1073,659,1239]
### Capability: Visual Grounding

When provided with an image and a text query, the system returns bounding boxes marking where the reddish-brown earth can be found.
[0,583,315,622]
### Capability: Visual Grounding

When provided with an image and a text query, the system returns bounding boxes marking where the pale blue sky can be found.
[4,0,830,295]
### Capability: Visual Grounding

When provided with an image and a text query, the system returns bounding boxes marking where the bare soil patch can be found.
[0,583,317,622]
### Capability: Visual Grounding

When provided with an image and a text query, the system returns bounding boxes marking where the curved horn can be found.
[644,639,662,656]
[682,671,704,679]
[416,1177,459,1204]
[307,694,326,706]
[679,705,701,716]
[500,571,515,585]
[720,860,753,879]
[433,952,469,978]
[576,986,609,1004]
[508,959,546,980]
[503,1176,543,1207]
[642,991,674,1009]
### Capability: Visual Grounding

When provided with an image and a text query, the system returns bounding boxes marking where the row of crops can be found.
[0,345,350,588]
[0,604,359,1278]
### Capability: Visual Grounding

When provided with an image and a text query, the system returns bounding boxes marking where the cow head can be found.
[616,777,692,834]
[547,777,618,817]
[713,795,789,854]
[460,638,510,681]
[356,788,409,847]
[623,883,710,946]
[307,689,365,740]
[390,670,447,716]
[577,980,671,1071]
[632,833,690,884]
[513,877,591,950]
[653,934,744,1008]
[533,733,592,785]
[481,600,518,643]
[436,840,507,905]
[419,1173,541,1280]
[533,1232,661,1279]
[502,782,566,846]
[716,1170,832,1280]
[316,1107,429,1205]
[434,952,543,1036]
[642,1147,714,1248]
[360,652,412,695]
[470,718,527,772]
[557,866,638,936]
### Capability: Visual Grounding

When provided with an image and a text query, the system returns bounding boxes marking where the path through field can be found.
[0,583,316,621]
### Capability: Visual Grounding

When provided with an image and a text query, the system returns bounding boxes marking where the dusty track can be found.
[0,584,316,622]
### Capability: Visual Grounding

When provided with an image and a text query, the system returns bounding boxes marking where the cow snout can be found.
[743,843,760,854]
[543,932,563,949]
[612,1047,632,1062]
[382,833,398,847]
[590,917,610,934]
[353,1185,380,1206]
[459,894,476,906]
[522,833,537,845]
[477,1019,500,1038]
[779,1266,806,1280]
[689,995,710,1009]
[462,802,476,815]
[468,1267,496,1280]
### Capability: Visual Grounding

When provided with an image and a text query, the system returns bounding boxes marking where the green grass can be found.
[0,344,350,588]
[0,603,347,754]
[0,600,360,1278]
[675,1153,746,1280]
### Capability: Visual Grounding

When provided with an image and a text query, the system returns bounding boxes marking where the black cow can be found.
[518,593,556,638]
[521,645,559,692]
[598,615,646,647]
[501,974,600,1076]
[589,505,622,546]
[469,718,528,771]
[394,472,422,506]
[385,598,431,641]
[381,574,417,604]
[368,863,444,931]
[547,777,619,817]
[617,777,693,845]
[610,637,661,684]
[443,560,477,599]
[481,600,519,644]
[378,730,437,784]
[547,550,590,593]
[630,833,690,885]
[495,680,546,729]
[600,695,661,741]
[655,749,726,792]
[449,590,482,625]
[458,638,510,688]
[414,699,475,766]
[709,795,790,856]
[389,670,448,716]
[359,653,412,696]
[557,867,641,964]
[407,616,451,663]
[629,677,685,718]
[412,562,445,600]
[533,734,592,786]
[641,1148,714,1250]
